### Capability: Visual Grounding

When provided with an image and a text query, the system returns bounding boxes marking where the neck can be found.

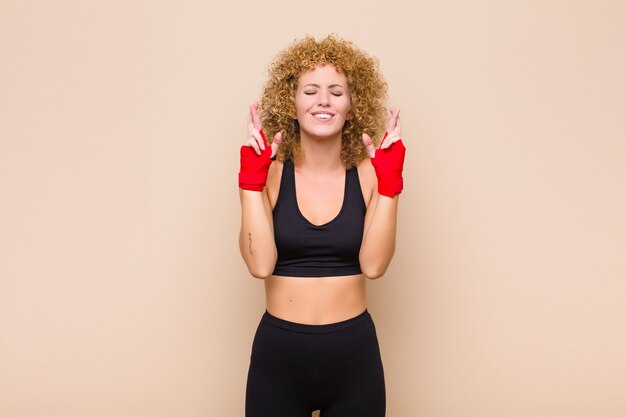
[298,132,344,171]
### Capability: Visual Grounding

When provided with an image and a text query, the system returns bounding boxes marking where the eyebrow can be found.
[303,83,346,89]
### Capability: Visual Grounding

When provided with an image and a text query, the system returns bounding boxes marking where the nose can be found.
[317,91,331,107]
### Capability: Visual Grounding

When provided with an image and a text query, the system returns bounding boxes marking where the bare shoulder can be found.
[266,160,284,208]
[356,158,376,207]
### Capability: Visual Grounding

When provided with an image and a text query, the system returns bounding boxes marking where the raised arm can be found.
[238,103,282,278]
[359,108,406,279]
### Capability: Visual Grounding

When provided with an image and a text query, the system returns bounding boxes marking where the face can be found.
[294,64,351,140]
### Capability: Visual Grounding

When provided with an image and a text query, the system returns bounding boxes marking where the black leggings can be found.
[245,309,386,417]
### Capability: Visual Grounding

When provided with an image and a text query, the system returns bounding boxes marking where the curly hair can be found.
[259,34,388,168]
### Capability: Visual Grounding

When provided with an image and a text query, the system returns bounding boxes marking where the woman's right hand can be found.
[239,102,282,191]
[244,102,282,157]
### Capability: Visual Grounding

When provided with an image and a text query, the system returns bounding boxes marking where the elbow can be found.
[248,267,273,279]
[359,243,395,280]
[246,259,276,279]
[359,251,394,279]
[360,263,388,280]
[240,246,276,279]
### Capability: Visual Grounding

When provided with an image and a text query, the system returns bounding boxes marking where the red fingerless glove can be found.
[239,130,274,192]
[371,132,406,197]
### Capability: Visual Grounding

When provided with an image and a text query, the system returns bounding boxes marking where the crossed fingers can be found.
[361,108,402,158]
[244,102,282,158]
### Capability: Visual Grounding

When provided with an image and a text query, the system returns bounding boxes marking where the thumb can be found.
[270,132,283,159]
[362,133,376,158]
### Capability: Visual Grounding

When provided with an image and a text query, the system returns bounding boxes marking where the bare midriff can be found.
[264,274,367,325]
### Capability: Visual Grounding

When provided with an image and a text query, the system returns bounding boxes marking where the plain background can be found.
[1,1,625,416]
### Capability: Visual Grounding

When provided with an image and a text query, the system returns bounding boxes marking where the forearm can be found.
[239,189,277,279]
[359,195,399,279]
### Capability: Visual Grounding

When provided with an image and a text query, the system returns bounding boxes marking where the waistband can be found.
[261,309,371,334]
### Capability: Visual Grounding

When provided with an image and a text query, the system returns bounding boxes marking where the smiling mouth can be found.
[311,112,335,120]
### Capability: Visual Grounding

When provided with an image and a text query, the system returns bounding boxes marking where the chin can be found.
[301,125,344,139]
[309,131,342,140]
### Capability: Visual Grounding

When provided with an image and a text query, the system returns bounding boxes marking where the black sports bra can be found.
[272,160,366,277]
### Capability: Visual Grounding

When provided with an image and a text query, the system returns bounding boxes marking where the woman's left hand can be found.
[361,108,402,157]
[361,107,406,197]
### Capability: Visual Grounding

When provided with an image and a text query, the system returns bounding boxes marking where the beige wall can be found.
[1,1,625,416]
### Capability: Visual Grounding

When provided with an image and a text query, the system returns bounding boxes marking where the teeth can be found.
[313,113,333,119]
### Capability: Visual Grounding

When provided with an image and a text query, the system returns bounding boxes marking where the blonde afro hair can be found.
[259,34,388,168]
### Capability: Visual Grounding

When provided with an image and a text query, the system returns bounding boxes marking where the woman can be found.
[238,35,405,417]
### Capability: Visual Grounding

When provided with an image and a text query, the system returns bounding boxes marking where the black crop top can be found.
[272,159,366,277]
